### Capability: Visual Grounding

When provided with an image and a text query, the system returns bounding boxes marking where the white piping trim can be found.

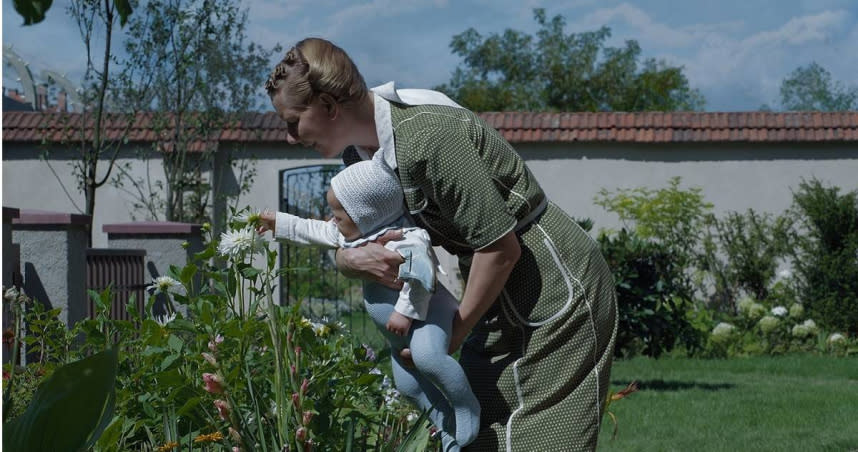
[491,177,532,212]
[502,224,583,328]
[396,111,472,129]
[505,309,528,452]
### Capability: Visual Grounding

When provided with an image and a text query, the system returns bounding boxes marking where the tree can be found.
[435,8,704,112]
[62,0,134,245]
[779,62,858,111]
[111,0,279,224]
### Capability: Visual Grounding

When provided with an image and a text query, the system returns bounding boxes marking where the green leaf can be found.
[160,354,181,371]
[241,266,260,280]
[3,348,118,451]
[176,396,203,417]
[113,0,133,26]
[180,263,198,286]
[167,334,184,352]
[12,0,52,25]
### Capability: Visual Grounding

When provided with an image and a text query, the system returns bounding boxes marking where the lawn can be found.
[597,355,858,452]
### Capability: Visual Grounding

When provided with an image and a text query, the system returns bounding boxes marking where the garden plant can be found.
[3,177,856,451]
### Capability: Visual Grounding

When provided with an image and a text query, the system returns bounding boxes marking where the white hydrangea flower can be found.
[147,276,185,296]
[791,321,816,339]
[771,306,788,317]
[711,322,736,344]
[801,319,818,334]
[737,297,755,315]
[407,412,419,422]
[789,303,805,319]
[777,268,792,279]
[827,333,846,346]
[747,303,766,320]
[758,316,780,335]
[218,226,268,260]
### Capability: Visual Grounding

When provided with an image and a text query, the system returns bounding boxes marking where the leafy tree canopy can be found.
[435,8,705,112]
[779,62,857,111]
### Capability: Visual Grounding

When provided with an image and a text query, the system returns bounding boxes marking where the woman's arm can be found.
[335,230,405,290]
[449,230,520,353]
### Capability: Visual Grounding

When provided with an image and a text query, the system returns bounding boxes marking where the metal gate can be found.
[85,248,147,321]
[279,165,380,345]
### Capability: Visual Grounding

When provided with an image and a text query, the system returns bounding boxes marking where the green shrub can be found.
[788,178,858,335]
[700,209,791,312]
[599,229,705,358]
[595,177,713,306]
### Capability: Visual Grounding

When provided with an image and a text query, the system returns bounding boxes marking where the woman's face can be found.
[271,89,347,158]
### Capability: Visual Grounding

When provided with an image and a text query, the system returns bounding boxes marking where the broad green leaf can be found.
[180,263,198,286]
[160,353,181,371]
[113,0,133,26]
[12,0,52,25]
[3,348,118,451]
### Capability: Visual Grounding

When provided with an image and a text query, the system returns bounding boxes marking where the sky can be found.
[2,0,857,112]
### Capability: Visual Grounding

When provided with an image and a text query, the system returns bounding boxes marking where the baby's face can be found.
[326,188,362,241]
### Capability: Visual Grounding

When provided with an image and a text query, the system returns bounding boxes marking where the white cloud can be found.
[744,10,847,47]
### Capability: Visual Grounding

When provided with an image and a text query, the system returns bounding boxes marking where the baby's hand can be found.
[257,209,276,235]
[386,312,413,337]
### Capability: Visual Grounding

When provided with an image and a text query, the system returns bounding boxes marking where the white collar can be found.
[355,81,464,170]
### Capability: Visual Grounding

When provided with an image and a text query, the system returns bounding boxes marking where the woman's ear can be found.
[318,93,339,119]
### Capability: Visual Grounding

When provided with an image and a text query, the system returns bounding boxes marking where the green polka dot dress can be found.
[379,103,618,451]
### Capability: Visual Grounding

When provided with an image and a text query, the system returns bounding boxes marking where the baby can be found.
[259,157,480,450]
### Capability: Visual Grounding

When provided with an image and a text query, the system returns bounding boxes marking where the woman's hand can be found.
[336,229,405,290]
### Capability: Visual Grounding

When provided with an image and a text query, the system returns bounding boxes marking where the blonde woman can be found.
[265,38,617,451]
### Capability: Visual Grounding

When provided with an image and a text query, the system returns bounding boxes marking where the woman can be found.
[265,38,617,451]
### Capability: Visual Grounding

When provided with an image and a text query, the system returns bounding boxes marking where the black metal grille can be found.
[85,248,146,321]
[279,165,381,346]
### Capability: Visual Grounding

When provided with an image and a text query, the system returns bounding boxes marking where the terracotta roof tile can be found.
[4,111,858,146]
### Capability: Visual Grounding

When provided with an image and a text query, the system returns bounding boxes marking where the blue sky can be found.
[3,0,857,111]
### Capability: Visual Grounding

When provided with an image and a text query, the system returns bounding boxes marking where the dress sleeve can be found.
[404,124,516,250]
[273,212,342,248]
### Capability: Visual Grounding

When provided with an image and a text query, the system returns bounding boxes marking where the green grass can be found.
[598,355,858,452]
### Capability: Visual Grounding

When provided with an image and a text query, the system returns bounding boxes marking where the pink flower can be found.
[292,392,300,409]
[208,334,224,352]
[301,378,309,395]
[203,373,224,394]
[202,352,218,367]
[296,427,307,442]
[302,411,313,426]
[214,399,230,420]
[294,346,302,358]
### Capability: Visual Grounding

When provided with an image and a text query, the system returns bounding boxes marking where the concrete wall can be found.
[5,139,857,303]
[2,143,170,247]
[515,141,858,234]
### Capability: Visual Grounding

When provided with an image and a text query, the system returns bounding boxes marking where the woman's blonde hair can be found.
[265,38,368,108]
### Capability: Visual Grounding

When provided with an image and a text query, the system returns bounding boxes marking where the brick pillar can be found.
[12,210,90,328]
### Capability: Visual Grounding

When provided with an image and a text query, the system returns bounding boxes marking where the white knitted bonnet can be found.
[330,158,404,236]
